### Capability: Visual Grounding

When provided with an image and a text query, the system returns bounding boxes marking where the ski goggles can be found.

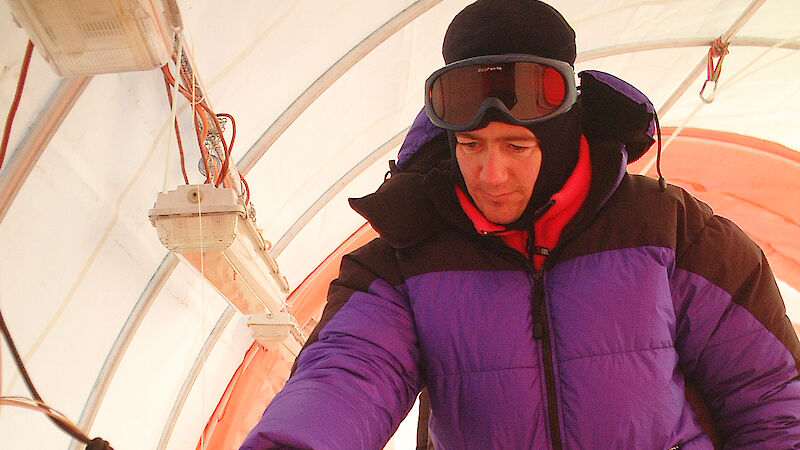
[424,54,577,131]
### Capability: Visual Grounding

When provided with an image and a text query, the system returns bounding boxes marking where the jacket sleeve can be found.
[671,212,800,448]
[240,241,422,450]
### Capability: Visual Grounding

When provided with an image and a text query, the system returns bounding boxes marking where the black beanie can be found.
[443,0,582,228]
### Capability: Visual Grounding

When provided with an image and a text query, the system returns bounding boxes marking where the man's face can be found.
[455,121,542,224]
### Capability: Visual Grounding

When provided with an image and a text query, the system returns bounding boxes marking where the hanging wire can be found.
[196,184,206,450]
[0,397,89,440]
[0,307,92,445]
[0,39,111,449]
[161,74,190,185]
[1,40,35,172]
[163,33,185,191]
[214,113,236,187]
[158,45,246,194]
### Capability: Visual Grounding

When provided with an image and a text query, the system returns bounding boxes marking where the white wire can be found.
[0,396,91,443]
[189,38,210,450]
[163,33,185,194]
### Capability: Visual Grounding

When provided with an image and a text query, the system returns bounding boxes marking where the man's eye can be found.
[458,141,479,152]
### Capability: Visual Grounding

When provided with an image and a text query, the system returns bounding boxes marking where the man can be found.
[242,1,800,448]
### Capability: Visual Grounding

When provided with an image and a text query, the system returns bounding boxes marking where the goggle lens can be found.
[426,58,573,130]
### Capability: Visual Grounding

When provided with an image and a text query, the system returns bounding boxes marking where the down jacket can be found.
[241,73,800,449]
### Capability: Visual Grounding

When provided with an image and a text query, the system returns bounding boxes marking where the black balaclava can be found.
[442,0,582,229]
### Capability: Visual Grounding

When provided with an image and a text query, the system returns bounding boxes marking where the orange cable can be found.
[212,113,233,187]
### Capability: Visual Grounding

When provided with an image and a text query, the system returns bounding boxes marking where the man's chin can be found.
[480,207,523,225]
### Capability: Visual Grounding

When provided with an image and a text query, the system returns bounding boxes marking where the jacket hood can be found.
[350,70,657,249]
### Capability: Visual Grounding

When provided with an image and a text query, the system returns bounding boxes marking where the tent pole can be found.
[237,0,443,174]
[0,76,90,225]
[576,36,800,63]
[658,0,767,118]
[272,126,409,257]
[636,0,768,176]
[156,306,236,450]
[68,254,179,450]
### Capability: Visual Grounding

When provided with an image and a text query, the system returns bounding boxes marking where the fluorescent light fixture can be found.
[148,184,291,319]
[7,0,182,76]
[247,312,304,356]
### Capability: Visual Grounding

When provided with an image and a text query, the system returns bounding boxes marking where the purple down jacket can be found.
[241,73,800,449]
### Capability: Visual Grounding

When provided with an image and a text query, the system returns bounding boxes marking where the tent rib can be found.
[0,76,91,225]
[271,126,410,257]
[156,306,236,450]
[237,0,442,175]
[656,0,767,119]
[68,253,179,450]
[633,0,768,176]
[577,36,800,63]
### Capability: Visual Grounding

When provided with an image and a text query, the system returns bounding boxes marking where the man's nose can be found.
[480,146,509,185]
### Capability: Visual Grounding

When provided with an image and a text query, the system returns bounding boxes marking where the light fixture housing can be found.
[148,184,291,321]
[7,0,182,76]
[247,312,304,356]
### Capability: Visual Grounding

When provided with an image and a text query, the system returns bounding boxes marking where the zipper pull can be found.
[533,322,544,339]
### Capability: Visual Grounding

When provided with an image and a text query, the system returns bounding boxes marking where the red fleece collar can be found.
[456,135,592,268]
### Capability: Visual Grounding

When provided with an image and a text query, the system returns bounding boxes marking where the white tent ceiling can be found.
[0,0,798,449]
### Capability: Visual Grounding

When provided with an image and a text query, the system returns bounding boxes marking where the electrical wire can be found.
[214,113,236,187]
[209,112,231,187]
[176,55,218,184]
[0,306,90,444]
[176,58,233,188]
[173,54,234,188]
[161,64,214,183]
[1,40,35,172]
[161,73,190,185]
[239,169,251,205]
[163,34,185,191]
[159,58,247,193]
[0,397,90,441]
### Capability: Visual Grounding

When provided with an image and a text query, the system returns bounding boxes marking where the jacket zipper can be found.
[530,265,563,450]
[470,231,564,449]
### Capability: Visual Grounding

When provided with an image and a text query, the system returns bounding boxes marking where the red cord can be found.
[701,37,729,101]
[707,37,730,81]
[1,40,35,172]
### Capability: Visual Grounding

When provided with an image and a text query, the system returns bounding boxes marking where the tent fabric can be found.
[0,1,798,449]
[630,127,800,291]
